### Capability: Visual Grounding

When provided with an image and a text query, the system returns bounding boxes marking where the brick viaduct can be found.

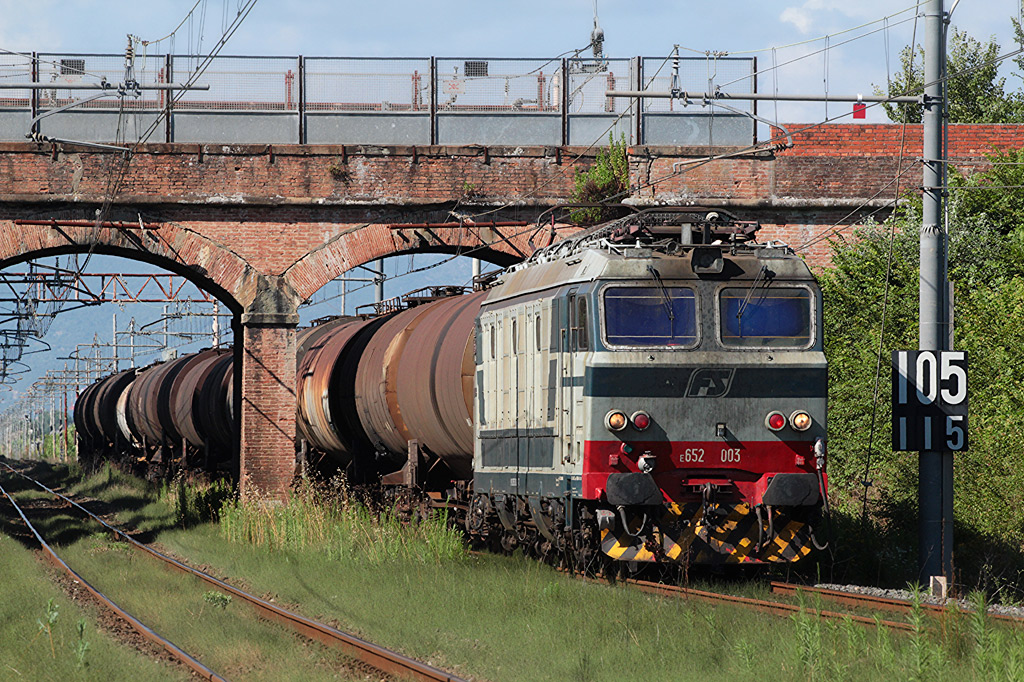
[1,123,1021,498]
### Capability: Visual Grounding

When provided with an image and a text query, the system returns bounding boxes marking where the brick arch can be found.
[0,219,263,313]
[283,220,582,302]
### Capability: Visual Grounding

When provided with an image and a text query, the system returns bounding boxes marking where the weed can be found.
[220,481,465,565]
[72,618,89,669]
[572,652,594,682]
[906,583,939,679]
[35,598,59,658]
[790,591,823,678]
[968,590,1000,678]
[327,159,350,182]
[203,591,232,610]
[165,474,233,527]
[569,132,629,225]
[872,616,896,675]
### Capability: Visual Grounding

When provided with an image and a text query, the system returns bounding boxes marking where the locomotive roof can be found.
[485,238,815,306]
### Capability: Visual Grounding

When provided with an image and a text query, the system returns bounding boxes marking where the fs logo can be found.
[686,368,735,398]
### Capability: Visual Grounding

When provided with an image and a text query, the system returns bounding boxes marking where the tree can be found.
[875,28,1023,123]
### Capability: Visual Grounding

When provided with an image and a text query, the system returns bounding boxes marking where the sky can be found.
[0,0,1022,406]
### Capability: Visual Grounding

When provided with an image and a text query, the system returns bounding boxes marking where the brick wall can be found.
[772,123,1024,159]
[239,323,297,501]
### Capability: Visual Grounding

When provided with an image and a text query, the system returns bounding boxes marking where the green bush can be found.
[821,167,1024,593]
[569,133,629,225]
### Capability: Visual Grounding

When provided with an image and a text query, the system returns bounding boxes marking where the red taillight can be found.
[631,411,651,431]
[766,411,786,431]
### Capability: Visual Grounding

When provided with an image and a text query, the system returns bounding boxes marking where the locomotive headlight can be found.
[790,410,813,432]
[765,411,787,432]
[631,411,651,431]
[605,410,628,432]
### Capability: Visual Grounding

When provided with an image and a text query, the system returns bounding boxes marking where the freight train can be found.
[75,210,829,567]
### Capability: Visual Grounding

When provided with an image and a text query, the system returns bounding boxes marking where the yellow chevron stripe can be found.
[601,504,815,565]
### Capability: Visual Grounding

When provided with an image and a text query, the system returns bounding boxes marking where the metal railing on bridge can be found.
[0,53,755,147]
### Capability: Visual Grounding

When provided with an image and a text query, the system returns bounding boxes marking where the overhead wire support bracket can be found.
[0,83,210,90]
[606,88,926,105]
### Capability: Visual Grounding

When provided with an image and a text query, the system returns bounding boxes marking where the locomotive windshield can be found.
[603,286,697,347]
[719,286,812,348]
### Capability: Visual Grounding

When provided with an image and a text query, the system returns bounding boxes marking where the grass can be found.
[219,480,465,564]
[0,461,367,681]
[9,459,1024,681]
[0,485,184,680]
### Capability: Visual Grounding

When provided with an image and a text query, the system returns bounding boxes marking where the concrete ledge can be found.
[240,312,300,327]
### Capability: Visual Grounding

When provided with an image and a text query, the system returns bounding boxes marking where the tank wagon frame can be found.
[75,209,829,568]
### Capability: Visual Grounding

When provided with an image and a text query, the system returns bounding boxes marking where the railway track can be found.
[572,569,1024,632]
[619,577,917,631]
[770,581,1024,627]
[0,461,466,682]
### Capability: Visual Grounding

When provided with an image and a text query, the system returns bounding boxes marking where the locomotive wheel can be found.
[466,494,489,533]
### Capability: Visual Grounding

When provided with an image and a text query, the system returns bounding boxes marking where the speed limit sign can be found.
[892,351,968,451]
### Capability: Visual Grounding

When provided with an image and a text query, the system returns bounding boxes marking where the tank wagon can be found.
[75,210,828,566]
[76,348,234,472]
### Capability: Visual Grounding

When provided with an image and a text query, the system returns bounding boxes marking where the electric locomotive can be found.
[468,210,827,565]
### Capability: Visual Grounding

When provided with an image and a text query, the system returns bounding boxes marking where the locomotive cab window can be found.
[719,286,812,348]
[602,286,698,347]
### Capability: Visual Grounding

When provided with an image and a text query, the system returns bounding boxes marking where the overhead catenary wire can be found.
[0,0,261,392]
[676,3,923,57]
[4,5,1011,366]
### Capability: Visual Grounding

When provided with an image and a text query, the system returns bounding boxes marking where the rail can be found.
[770,581,1024,627]
[1,460,467,682]
[0,475,228,681]
[621,577,914,632]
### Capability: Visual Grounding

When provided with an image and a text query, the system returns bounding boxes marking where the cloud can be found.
[780,6,815,34]
[779,0,898,36]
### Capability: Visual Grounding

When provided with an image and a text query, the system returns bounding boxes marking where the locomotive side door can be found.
[501,309,519,494]
[560,291,577,465]
[571,293,589,467]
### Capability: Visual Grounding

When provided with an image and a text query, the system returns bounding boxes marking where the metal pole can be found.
[212,302,220,348]
[297,55,306,144]
[560,58,568,146]
[30,52,38,136]
[63,363,68,461]
[374,260,384,304]
[472,258,482,281]
[919,0,951,584]
[165,53,174,143]
[429,57,438,145]
[112,313,118,372]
